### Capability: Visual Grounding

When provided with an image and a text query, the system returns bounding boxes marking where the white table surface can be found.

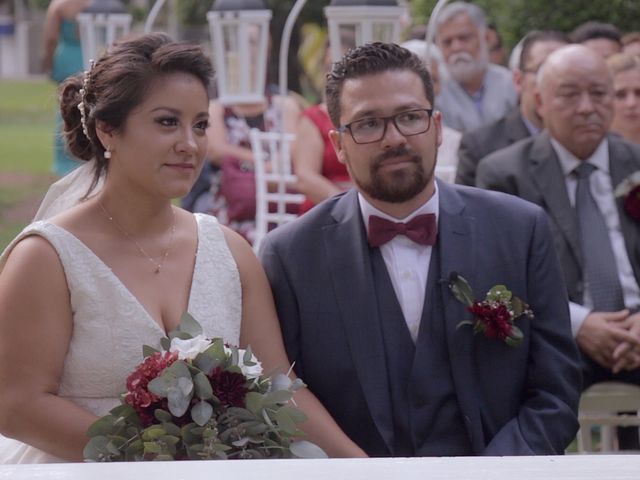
[1,455,639,480]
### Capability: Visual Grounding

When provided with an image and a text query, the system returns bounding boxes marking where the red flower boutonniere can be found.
[615,172,640,221]
[448,273,533,347]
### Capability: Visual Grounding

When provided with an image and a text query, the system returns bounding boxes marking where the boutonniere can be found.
[614,171,640,221]
[448,273,533,347]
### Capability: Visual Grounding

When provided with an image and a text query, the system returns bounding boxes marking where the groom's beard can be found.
[347,145,438,203]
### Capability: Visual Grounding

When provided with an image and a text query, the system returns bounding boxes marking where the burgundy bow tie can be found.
[367,214,437,247]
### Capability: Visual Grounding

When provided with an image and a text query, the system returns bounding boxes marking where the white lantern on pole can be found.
[207,0,272,105]
[325,0,404,62]
[77,0,132,70]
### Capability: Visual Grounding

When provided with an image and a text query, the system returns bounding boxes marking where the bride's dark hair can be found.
[59,32,213,194]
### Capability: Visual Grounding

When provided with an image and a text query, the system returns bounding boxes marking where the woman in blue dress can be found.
[42,0,89,176]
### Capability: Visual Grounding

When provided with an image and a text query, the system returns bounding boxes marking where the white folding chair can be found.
[577,382,640,452]
[435,164,456,183]
[249,128,305,253]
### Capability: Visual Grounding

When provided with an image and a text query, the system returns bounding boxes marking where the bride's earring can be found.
[104,147,112,159]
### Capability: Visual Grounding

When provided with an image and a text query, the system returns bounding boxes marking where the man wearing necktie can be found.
[259,42,581,456]
[477,44,640,448]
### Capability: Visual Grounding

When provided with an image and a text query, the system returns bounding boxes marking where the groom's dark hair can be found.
[325,42,434,128]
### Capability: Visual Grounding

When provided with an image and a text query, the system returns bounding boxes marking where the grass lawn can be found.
[0,80,57,249]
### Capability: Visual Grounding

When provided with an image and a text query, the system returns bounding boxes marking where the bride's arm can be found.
[222,228,367,458]
[0,236,97,461]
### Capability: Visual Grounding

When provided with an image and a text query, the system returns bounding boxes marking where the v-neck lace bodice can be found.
[0,213,242,463]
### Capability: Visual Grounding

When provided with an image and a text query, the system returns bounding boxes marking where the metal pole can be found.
[424,0,450,68]
[278,0,307,98]
[144,0,168,33]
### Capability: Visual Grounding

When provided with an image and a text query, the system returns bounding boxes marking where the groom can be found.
[259,43,581,456]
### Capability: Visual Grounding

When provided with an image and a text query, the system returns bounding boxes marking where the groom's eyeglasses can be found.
[338,108,434,145]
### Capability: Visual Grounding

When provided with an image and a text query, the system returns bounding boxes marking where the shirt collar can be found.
[550,136,610,177]
[521,114,540,136]
[358,182,440,237]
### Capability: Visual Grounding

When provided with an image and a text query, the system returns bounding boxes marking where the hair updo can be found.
[59,32,214,191]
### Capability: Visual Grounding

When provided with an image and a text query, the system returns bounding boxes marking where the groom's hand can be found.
[577,310,636,368]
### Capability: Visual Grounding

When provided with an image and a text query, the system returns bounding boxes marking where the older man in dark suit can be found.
[455,30,568,186]
[260,42,580,457]
[477,44,640,446]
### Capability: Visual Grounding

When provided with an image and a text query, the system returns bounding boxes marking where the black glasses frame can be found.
[338,108,434,145]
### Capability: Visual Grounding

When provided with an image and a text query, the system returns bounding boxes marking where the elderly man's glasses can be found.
[338,108,434,144]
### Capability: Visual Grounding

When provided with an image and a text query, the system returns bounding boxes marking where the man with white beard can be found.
[435,2,517,133]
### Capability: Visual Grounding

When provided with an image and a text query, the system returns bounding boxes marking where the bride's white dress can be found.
[0,213,242,463]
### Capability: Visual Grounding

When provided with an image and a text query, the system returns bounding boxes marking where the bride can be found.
[0,33,365,463]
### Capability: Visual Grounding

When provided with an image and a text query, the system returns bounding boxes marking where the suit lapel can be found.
[529,132,582,267]
[322,189,395,451]
[437,181,485,453]
[609,137,640,285]
[505,108,531,144]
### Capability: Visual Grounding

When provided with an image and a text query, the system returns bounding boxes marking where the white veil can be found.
[33,161,104,221]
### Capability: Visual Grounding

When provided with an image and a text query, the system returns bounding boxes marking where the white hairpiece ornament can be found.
[77,59,95,139]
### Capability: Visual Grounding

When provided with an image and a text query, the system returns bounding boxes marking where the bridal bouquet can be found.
[83,314,325,461]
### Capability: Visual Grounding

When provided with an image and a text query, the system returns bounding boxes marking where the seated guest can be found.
[456,30,568,186]
[570,21,623,59]
[434,2,517,133]
[203,94,301,244]
[622,32,640,57]
[401,40,461,182]
[293,45,351,214]
[608,53,640,144]
[476,44,640,448]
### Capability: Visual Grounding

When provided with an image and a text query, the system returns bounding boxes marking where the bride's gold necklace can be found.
[98,201,176,274]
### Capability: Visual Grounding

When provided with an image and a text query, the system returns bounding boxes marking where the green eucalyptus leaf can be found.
[142,345,159,358]
[142,425,167,441]
[263,389,294,405]
[205,338,226,361]
[143,441,162,454]
[506,325,524,348]
[279,406,307,424]
[148,375,173,397]
[159,337,170,352]
[124,439,144,461]
[86,415,119,437]
[225,407,256,421]
[177,312,203,337]
[193,353,221,376]
[166,360,192,379]
[275,408,297,435]
[154,409,173,423]
[245,392,263,414]
[192,400,214,426]
[512,297,530,318]
[154,454,175,461]
[83,436,113,462]
[194,372,213,400]
[177,376,194,396]
[241,421,268,436]
[449,274,475,306]
[290,440,328,459]
[243,346,254,364]
[168,386,192,417]
[232,437,250,447]
[162,422,182,437]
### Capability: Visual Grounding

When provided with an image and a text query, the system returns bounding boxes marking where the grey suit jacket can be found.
[456,108,531,186]
[259,181,581,456]
[476,132,640,305]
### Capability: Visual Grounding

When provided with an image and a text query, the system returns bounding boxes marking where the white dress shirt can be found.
[551,138,640,336]
[358,185,440,342]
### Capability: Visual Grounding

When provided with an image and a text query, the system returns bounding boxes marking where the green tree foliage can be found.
[411,0,640,48]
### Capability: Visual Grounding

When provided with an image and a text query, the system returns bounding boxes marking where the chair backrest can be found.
[577,381,640,452]
[249,128,305,253]
[435,164,456,183]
